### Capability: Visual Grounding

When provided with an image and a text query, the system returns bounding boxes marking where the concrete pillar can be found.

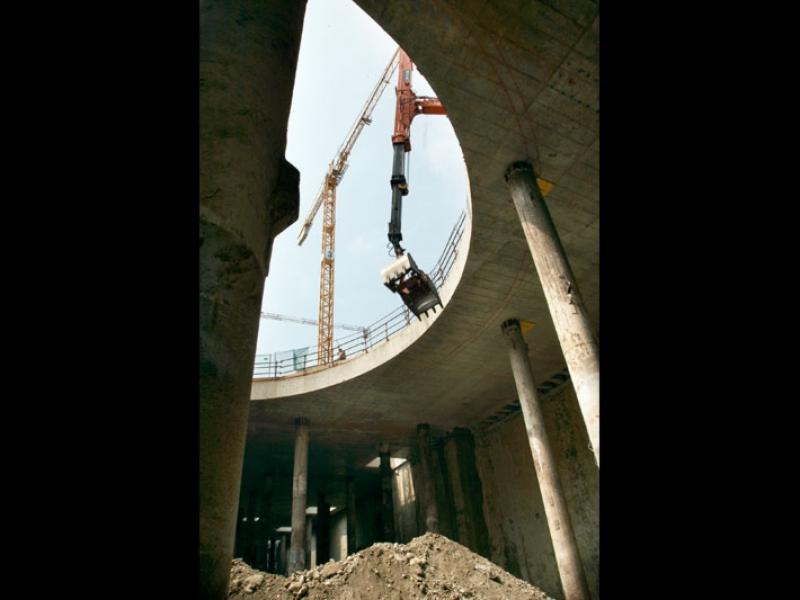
[288,417,310,573]
[345,476,357,554]
[415,424,439,533]
[243,488,259,565]
[431,440,457,540]
[278,534,288,575]
[316,491,331,564]
[505,161,600,466]
[378,444,396,541]
[255,476,272,570]
[306,514,315,567]
[199,2,306,598]
[233,495,247,559]
[445,428,491,557]
[502,318,591,600]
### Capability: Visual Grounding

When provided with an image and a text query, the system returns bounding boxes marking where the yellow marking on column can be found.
[536,178,554,197]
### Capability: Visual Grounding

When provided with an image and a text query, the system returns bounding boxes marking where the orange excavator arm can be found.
[391,50,446,151]
[382,49,447,320]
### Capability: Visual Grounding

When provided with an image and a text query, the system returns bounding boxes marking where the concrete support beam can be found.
[431,441,457,540]
[505,160,600,466]
[199,1,306,598]
[502,318,591,600]
[345,476,357,554]
[244,488,259,565]
[256,476,272,570]
[316,491,331,564]
[445,428,491,557]
[378,444,396,542]
[288,417,310,573]
[278,533,288,575]
[415,424,440,533]
[233,493,248,559]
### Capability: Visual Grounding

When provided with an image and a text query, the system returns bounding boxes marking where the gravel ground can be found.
[229,532,554,600]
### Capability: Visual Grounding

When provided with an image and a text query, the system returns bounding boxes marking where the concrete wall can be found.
[309,512,347,567]
[391,461,419,543]
[354,486,379,551]
[474,384,599,600]
[331,511,347,562]
[442,429,491,558]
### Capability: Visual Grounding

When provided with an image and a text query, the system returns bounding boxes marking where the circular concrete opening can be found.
[253,0,472,385]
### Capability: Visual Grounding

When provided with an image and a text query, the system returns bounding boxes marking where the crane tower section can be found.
[295,48,401,365]
[317,174,337,365]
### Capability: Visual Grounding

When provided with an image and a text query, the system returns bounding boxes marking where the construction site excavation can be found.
[200,1,599,599]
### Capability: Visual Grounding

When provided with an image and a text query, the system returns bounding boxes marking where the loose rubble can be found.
[229,532,553,599]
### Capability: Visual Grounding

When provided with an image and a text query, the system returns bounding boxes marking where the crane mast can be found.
[296,48,400,365]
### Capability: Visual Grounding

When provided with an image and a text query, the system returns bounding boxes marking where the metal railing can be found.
[254,210,467,378]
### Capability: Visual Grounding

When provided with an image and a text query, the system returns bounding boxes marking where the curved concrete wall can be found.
[252,164,473,400]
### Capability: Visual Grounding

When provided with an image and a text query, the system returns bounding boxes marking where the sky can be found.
[256,0,467,357]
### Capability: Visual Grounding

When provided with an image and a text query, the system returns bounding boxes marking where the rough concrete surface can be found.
[475,384,598,599]
[229,533,553,600]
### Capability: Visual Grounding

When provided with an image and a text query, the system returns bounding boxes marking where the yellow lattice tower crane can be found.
[296,48,400,365]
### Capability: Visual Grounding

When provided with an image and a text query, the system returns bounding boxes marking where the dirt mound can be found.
[229,532,554,600]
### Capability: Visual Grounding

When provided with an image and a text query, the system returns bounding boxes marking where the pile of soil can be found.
[229,532,553,600]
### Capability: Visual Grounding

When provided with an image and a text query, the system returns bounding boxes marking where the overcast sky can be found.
[256,0,467,357]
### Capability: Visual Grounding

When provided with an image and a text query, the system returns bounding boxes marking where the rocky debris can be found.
[229,532,554,599]
[229,561,279,596]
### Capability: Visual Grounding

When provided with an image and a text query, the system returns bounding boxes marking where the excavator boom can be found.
[383,49,446,320]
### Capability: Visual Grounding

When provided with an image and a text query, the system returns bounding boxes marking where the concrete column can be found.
[505,161,600,466]
[233,495,247,559]
[288,417,310,573]
[268,538,276,573]
[416,424,439,533]
[378,444,396,541]
[256,476,272,570]
[200,2,306,598]
[345,476,357,554]
[502,318,591,600]
[316,491,331,564]
[278,534,288,575]
[445,428,491,557]
[243,488,259,565]
[431,440,457,540]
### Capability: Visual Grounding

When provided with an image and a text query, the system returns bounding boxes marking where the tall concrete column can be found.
[505,161,600,466]
[233,495,247,559]
[445,428,491,557]
[200,2,306,598]
[416,424,439,533]
[345,475,357,555]
[378,444,396,541]
[263,538,277,573]
[256,476,272,570]
[278,534,288,575]
[316,491,331,564]
[431,440,457,539]
[502,319,591,600]
[243,488,259,565]
[288,417,310,573]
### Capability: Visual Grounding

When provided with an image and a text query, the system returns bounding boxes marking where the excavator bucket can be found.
[381,253,443,319]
